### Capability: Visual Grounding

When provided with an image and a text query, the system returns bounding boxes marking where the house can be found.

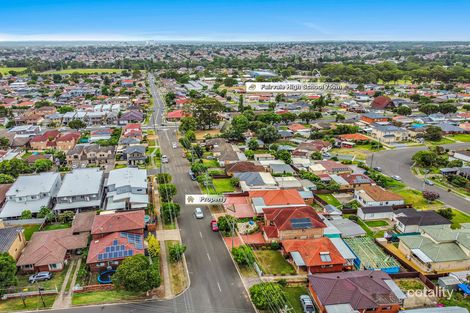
[71,211,96,235]
[370,95,396,111]
[393,208,452,233]
[294,140,332,158]
[339,173,375,188]
[235,172,277,191]
[398,225,470,272]
[274,176,303,189]
[308,270,401,313]
[0,184,12,208]
[166,109,187,120]
[283,238,348,274]
[358,206,394,221]
[435,123,466,135]
[371,125,410,144]
[66,144,116,170]
[89,128,113,142]
[207,138,247,166]
[55,168,104,212]
[0,221,25,260]
[17,228,88,272]
[118,110,144,125]
[360,113,389,124]
[248,189,305,214]
[355,185,404,207]
[309,160,352,175]
[225,161,265,176]
[0,172,62,219]
[30,131,80,151]
[261,206,326,241]
[87,210,145,271]
[104,167,148,211]
[124,145,147,166]
[122,123,143,141]
[453,150,470,163]
[269,163,295,175]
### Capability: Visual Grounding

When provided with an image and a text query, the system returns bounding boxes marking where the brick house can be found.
[261,206,326,241]
[66,144,116,169]
[360,113,389,124]
[30,130,80,151]
[355,185,404,208]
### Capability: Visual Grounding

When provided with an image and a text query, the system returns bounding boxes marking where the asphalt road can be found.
[49,74,253,313]
[367,143,470,214]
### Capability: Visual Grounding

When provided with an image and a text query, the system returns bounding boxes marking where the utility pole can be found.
[38,287,46,308]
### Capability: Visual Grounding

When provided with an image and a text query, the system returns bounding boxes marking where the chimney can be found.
[0,219,5,229]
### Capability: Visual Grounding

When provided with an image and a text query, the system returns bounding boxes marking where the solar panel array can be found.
[290,218,313,229]
[120,232,144,249]
[97,241,134,261]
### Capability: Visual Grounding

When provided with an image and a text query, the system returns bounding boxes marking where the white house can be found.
[0,172,62,219]
[354,185,404,207]
[105,167,148,210]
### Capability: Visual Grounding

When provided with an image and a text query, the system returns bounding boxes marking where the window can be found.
[97,262,105,267]
[23,264,33,269]
[49,263,60,270]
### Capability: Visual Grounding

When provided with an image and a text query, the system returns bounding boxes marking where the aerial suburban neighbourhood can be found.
[0,2,470,313]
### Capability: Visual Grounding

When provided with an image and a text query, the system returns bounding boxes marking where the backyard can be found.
[317,194,341,207]
[23,225,41,240]
[42,223,71,231]
[365,220,389,227]
[254,250,296,275]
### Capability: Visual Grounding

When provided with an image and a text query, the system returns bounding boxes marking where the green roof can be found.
[400,235,468,262]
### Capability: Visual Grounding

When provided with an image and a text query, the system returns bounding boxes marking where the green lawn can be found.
[42,223,71,231]
[254,250,296,275]
[282,286,310,313]
[392,188,444,210]
[357,219,385,238]
[425,138,454,145]
[72,290,144,306]
[165,240,188,295]
[0,67,27,75]
[365,220,388,227]
[451,209,470,228]
[202,159,220,168]
[23,225,41,241]
[0,295,56,312]
[21,152,33,160]
[45,68,123,74]
[212,178,235,194]
[447,134,470,142]
[317,194,341,207]
[17,264,69,291]
[440,292,470,311]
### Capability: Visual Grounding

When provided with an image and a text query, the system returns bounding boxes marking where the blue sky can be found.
[0,0,469,41]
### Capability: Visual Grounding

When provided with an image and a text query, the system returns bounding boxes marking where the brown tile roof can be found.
[309,270,399,310]
[248,190,305,207]
[225,161,265,174]
[283,238,345,267]
[71,211,96,234]
[357,185,404,202]
[87,231,144,264]
[0,184,12,204]
[91,211,145,235]
[17,228,88,267]
[371,95,393,109]
[263,206,326,237]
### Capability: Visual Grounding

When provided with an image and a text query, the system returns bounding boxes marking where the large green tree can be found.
[249,283,286,310]
[113,254,160,291]
[257,125,280,144]
[190,97,225,130]
[0,253,17,296]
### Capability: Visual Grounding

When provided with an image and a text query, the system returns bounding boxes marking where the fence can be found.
[3,218,45,226]
[74,284,114,293]
[1,289,57,300]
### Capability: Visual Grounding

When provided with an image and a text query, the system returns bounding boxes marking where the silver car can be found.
[29,272,53,283]
[300,295,315,313]
[194,207,204,219]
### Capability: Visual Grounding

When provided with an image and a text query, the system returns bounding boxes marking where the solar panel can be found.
[128,250,133,256]
[290,218,313,229]
[113,240,118,246]
[120,244,125,251]
[98,254,103,261]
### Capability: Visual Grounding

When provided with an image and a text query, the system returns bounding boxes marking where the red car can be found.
[210,220,219,232]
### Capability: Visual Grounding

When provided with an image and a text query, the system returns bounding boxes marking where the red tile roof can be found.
[337,133,370,141]
[87,231,144,264]
[91,211,145,235]
[30,130,60,143]
[167,110,186,119]
[282,237,345,267]
[371,96,393,109]
[248,189,305,207]
[288,123,307,132]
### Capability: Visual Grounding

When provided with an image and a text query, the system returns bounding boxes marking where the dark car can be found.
[189,171,197,181]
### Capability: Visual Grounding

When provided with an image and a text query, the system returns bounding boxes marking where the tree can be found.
[0,253,17,296]
[424,126,442,141]
[179,117,197,133]
[437,208,454,221]
[419,104,439,115]
[335,114,345,122]
[447,174,468,188]
[332,124,359,135]
[156,173,172,184]
[21,210,32,219]
[34,100,52,108]
[57,106,74,114]
[438,103,458,114]
[190,162,206,175]
[299,111,321,124]
[231,245,255,266]
[230,176,240,187]
[249,283,286,310]
[224,115,249,140]
[247,138,259,150]
[147,233,160,258]
[161,202,181,223]
[223,77,237,87]
[58,211,74,223]
[0,137,9,149]
[396,106,412,116]
[275,149,292,164]
[190,97,225,130]
[310,151,322,160]
[38,206,54,221]
[158,184,177,202]
[0,174,15,184]
[422,190,440,202]
[238,95,244,112]
[280,112,296,125]
[257,125,280,144]
[218,214,237,231]
[113,254,160,291]
[185,130,196,142]
[68,119,86,130]
[168,243,186,262]
[412,150,438,167]
[0,159,33,177]
[34,159,53,172]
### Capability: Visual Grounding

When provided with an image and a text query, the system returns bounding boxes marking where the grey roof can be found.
[6,172,60,198]
[106,167,147,189]
[401,307,468,313]
[394,208,451,227]
[360,206,393,214]
[329,218,366,237]
[234,172,265,186]
[0,227,23,252]
[269,163,295,174]
[374,125,406,132]
[435,123,465,133]
[124,145,146,155]
[57,168,104,198]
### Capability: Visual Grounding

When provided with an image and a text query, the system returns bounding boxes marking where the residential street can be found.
[368,143,470,214]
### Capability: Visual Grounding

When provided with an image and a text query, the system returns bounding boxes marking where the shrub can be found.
[249,282,285,310]
[169,243,186,262]
[231,245,255,266]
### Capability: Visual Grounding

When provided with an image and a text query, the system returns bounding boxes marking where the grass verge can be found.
[0,295,56,312]
[254,250,296,275]
[165,240,188,295]
[72,290,143,306]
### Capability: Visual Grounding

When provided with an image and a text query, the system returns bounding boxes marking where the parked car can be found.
[373,166,382,172]
[29,272,53,283]
[210,219,219,231]
[300,295,315,313]
[194,207,204,219]
[189,171,197,181]
[392,175,402,181]
[424,179,434,186]
[161,155,169,163]
[172,142,178,149]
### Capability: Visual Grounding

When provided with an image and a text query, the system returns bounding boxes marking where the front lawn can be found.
[23,225,41,240]
[425,138,454,145]
[42,223,71,231]
[72,290,144,306]
[451,209,470,229]
[0,295,56,312]
[283,286,310,313]
[17,263,69,291]
[212,178,235,194]
[317,194,341,207]
[365,220,388,227]
[392,188,444,210]
[447,134,470,142]
[202,159,220,168]
[254,250,296,275]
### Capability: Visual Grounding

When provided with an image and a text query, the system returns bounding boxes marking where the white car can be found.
[392,175,402,181]
[161,155,169,163]
[194,207,204,219]
[300,295,315,313]
[172,142,178,149]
